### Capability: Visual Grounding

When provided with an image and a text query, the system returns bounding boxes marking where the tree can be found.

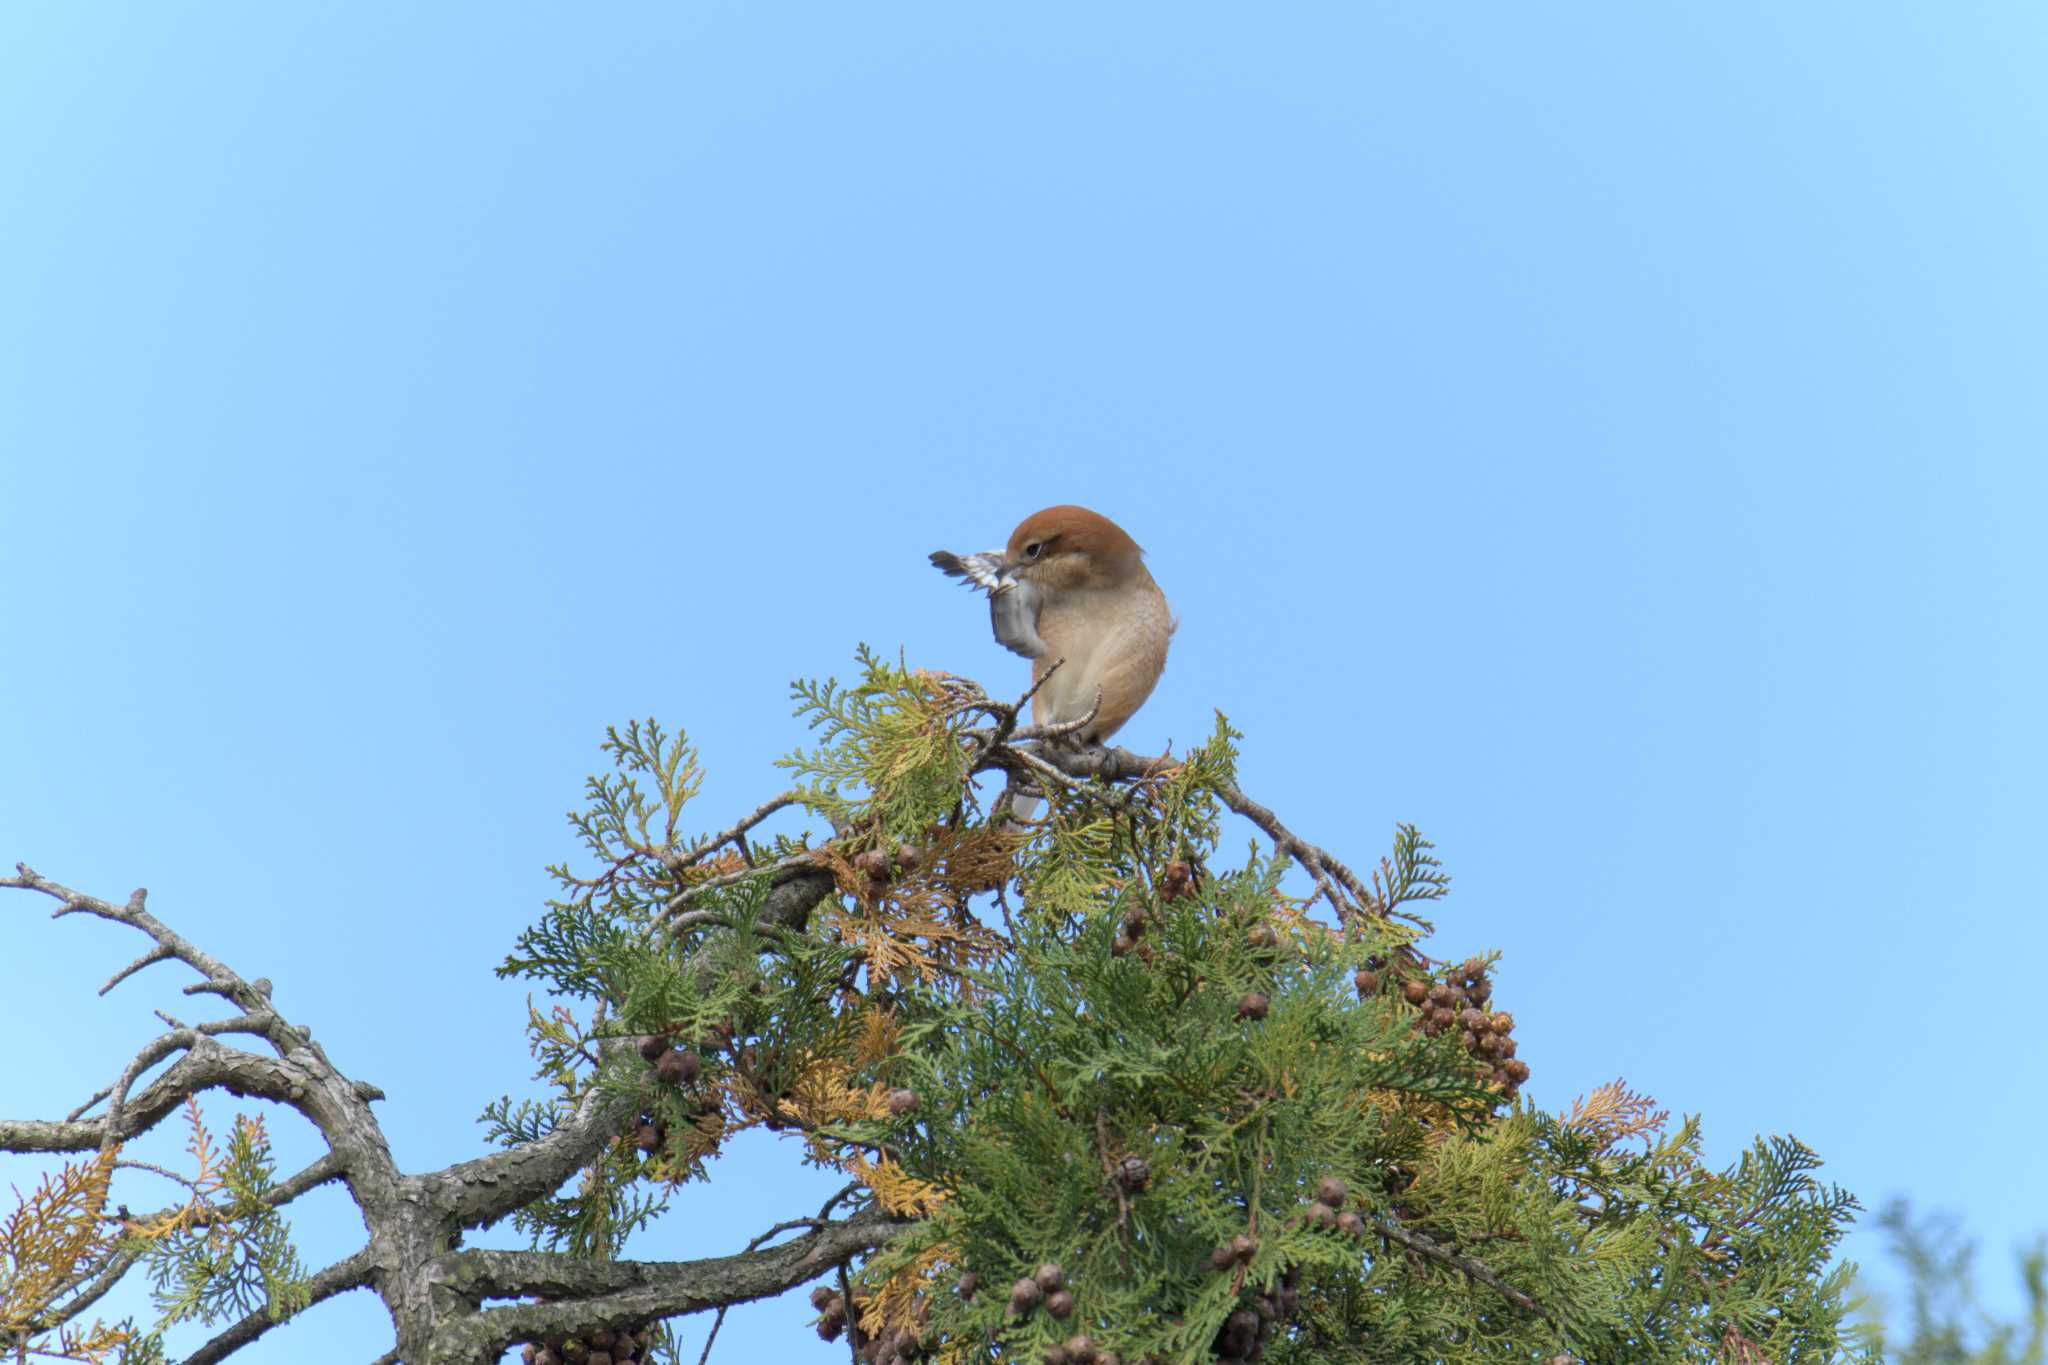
[1860,1200,2046,1364]
[4,651,1871,1363]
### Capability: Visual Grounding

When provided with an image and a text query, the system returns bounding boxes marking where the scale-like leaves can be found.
[474,652,1872,1363]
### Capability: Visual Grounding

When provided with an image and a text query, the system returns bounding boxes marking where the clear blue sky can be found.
[4,4,2043,1360]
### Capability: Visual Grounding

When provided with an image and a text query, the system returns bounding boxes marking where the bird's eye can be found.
[1023,541,1043,560]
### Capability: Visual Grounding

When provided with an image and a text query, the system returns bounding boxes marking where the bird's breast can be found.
[1033,579,1172,738]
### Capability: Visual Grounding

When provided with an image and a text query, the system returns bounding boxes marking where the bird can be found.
[930,505,1173,745]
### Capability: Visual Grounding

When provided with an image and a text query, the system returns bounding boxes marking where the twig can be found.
[655,850,819,926]
[1095,1109,1133,1267]
[1009,684,1102,742]
[65,1084,113,1123]
[111,1158,200,1189]
[1372,1216,1547,1319]
[839,1258,860,1365]
[979,662,1065,750]
[694,1183,865,1364]
[683,791,799,870]
[99,944,176,996]
[973,746,1417,929]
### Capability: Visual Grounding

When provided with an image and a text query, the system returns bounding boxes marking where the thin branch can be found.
[102,1031,198,1143]
[1372,1216,1548,1319]
[99,943,176,996]
[662,909,735,935]
[112,1158,200,1189]
[1009,684,1102,742]
[957,660,1064,748]
[838,1257,860,1365]
[656,850,821,925]
[988,746,1416,928]
[65,1084,114,1123]
[688,791,800,867]
[815,1181,863,1220]
[694,1186,861,1365]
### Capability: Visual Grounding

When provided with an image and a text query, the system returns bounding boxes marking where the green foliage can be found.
[1861,1200,2046,1364]
[0,1105,313,1363]
[502,718,709,999]
[137,1112,312,1336]
[491,650,1876,1363]
[875,847,1864,1362]
[112,1322,168,1365]
[1375,822,1450,916]
[476,1087,672,1259]
[781,645,972,837]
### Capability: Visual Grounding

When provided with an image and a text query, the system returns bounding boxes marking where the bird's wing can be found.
[930,549,1048,659]
[987,577,1048,659]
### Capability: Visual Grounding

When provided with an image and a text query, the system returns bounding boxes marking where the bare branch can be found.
[683,790,800,868]
[64,1084,114,1122]
[99,943,176,996]
[4,1041,312,1153]
[4,866,421,1357]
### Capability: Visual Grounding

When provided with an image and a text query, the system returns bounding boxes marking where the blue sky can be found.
[3,3,2043,1359]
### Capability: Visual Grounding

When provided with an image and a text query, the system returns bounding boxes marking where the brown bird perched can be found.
[930,505,1173,743]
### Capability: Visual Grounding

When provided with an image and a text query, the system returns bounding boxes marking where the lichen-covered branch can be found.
[432,1204,909,1364]
[2,852,853,1364]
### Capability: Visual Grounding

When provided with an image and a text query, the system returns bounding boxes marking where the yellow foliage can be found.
[668,1101,730,1172]
[0,1144,136,1363]
[821,834,1007,986]
[843,1151,947,1219]
[1563,1079,1669,1154]
[682,850,747,884]
[856,1240,951,1339]
[853,1004,900,1067]
[786,1054,894,1134]
[126,1098,225,1242]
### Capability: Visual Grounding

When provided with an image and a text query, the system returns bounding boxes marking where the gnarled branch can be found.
[429,1204,910,1365]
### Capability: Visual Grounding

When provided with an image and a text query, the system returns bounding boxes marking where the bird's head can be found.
[1003,505,1146,594]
